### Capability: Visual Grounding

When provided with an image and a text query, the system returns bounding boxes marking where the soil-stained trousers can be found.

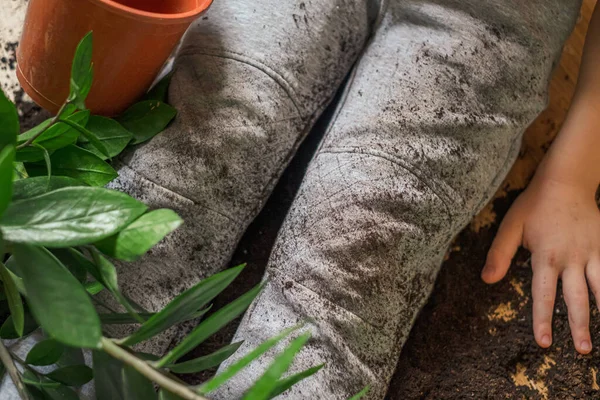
[107,0,582,398]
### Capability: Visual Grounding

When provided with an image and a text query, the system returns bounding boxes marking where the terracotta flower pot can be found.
[17,0,212,116]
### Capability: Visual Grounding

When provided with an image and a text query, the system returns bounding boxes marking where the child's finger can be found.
[585,257,600,311]
[481,209,523,284]
[562,267,592,354]
[531,255,558,348]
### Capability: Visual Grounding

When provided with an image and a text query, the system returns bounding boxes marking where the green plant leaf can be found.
[0,88,18,150]
[198,325,300,394]
[12,244,101,348]
[22,370,61,389]
[45,365,93,386]
[122,265,245,346]
[267,364,324,399]
[0,261,24,336]
[158,390,184,400]
[26,145,117,187]
[79,116,133,160]
[51,248,89,283]
[93,350,125,400]
[89,248,143,323]
[0,144,15,217]
[3,256,26,295]
[16,111,90,163]
[68,32,94,109]
[0,186,147,247]
[25,339,65,366]
[145,71,173,102]
[122,365,157,400]
[59,118,110,159]
[99,307,209,326]
[157,282,264,367]
[13,161,28,181]
[52,247,98,281]
[12,176,86,201]
[59,103,77,119]
[96,209,183,261]
[32,143,52,180]
[99,313,154,324]
[347,386,370,400]
[19,119,52,143]
[0,312,38,339]
[167,342,243,374]
[17,111,88,145]
[42,385,80,400]
[243,333,311,400]
[85,280,104,295]
[117,100,177,144]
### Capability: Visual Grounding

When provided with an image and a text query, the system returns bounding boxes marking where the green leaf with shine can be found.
[198,325,300,394]
[12,176,86,201]
[69,32,94,109]
[157,282,264,367]
[167,341,243,374]
[122,265,245,346]
[16,111,90,163]
[0,145,15,218]
[26,339,65,366]
[117,100,177,144]
[267,364,324,399]
[26,145,117,187]
[12,244,101,348]
[96,209,182,261]
[79,116,133,160]
[243,333,311,400]
[59,118,110,159]
[0,186,147,247]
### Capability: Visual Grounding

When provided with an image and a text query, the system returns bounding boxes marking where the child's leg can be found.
[106,0,379,351]
[213,0,582,398]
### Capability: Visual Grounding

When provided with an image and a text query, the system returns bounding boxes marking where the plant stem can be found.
[100,337,210,400]
[16,102,68,150]
[0,340,30,400]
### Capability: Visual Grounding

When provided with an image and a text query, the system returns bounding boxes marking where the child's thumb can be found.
[481,210,524,284]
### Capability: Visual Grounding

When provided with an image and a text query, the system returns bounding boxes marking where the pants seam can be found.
[319,146,458,224]
[114,163,241,224]
[176,47,304,116]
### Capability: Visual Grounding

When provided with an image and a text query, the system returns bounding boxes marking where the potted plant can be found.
[16,0,212,116]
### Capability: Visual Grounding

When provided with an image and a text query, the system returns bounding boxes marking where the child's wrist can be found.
[533,158,599,196]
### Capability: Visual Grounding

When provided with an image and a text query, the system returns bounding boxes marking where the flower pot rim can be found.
[87,0,213,23]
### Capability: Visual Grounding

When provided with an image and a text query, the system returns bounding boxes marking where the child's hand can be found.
[481,175,600,354]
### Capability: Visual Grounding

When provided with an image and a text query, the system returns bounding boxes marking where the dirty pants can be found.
[107,0,582,398]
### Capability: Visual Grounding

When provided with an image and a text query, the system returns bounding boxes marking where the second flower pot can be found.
[17,0,212,116]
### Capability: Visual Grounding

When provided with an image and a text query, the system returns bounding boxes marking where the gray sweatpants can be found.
[107,0,581,398]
